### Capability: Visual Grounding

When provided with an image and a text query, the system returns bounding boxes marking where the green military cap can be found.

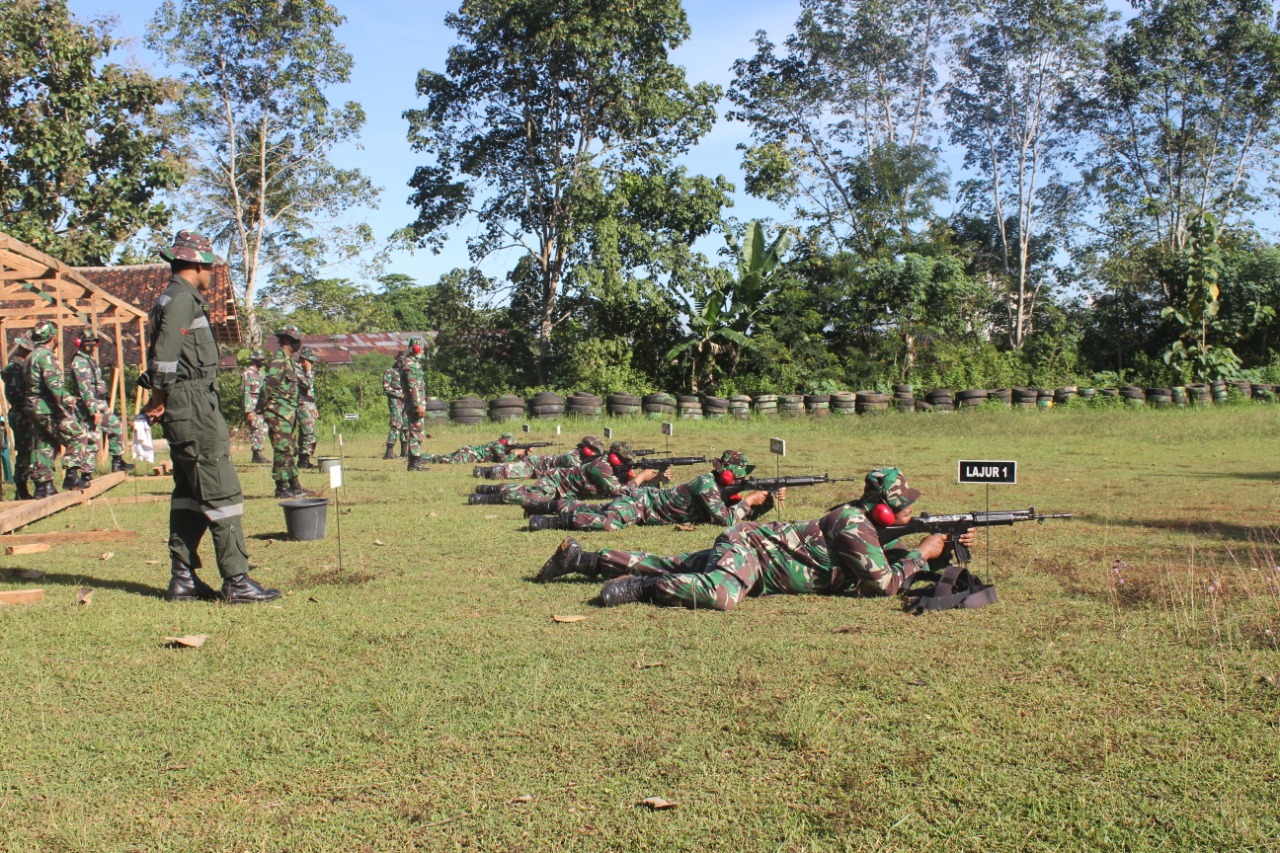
[578,435,605,456]
[861,467,922,511]
[11,336,32,353]
[274,324,302,342]
[75,329,99,346]
[609,440,636,465]
[159,229,224,265]
[250,348,268,362]
[717,449,754,478]
[30,321,57,344]
[298,347,318,362]
[407,336,428,356]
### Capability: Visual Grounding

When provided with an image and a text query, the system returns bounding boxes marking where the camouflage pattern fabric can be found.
[485,450,582,479]
[297,362,318,459]
[256,349,301,485]
[241,364,267,454]
[24,344,91,479]
[382,357,408,446]
[559,471,769,531]
[68,351,124,458]
[401,354,427,456]
[3,357,33,482]
[425,436,515,465]
[597,503,935,611]
[496,455,627,505]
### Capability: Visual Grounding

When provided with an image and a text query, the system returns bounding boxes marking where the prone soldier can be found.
[425,432,521,466]
[469,440,663,508]
[475,434,602,480]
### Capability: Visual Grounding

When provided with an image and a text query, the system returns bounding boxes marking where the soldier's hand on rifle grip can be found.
[742,489,776,508]
[955,527,977,548]
[660,469,673,483]
[917,534,949,560]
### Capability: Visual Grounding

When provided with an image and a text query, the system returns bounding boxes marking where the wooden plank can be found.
[5,543,50,555]
[0,470,127,535]
[1,529,135,545]
[91,494,168,505]
[0,589,44,605]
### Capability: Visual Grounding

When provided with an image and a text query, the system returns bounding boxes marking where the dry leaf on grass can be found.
[638,797,676,810]
[831,625,863,634]
[145,560,161,565]
[672,523,696,532]
[508,795,534,804]
[373,539,385,546]
[484,514,498,519]
[163,635,208,648]
[552,614,587,623]
[75,588,93,606]
[307,596,320,604]
[100,552,114,561]
[634,661,666,670]
[428,511,438,518]
[14,569,44,580]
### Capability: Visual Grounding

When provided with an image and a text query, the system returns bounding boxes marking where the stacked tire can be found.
[607,392,641,416]
[1119,386,1146,405]
[1186,383,1211,405]
[1054,386,1077,406]
[831,391,857,416]
[892,385,915,413]
[677,395,702,419]
[1036,389,1054,409]
[1252,383,1276,402]
[642,393,676,417]
[529,392,565,419]
[804,394,830,418]
[729,395,752,419]
[701,395,730,419]
[988,388,1013,407]
[566,391,603,417]
[855,391,891,414]
[1145,387,1173,408]
[450,395,486,425]
[778,394,804,418]
[1231,380,1252,399]
[1012,388,1038,409]
[1209,380,1228,404]
[422,397,449,422]
[753,394,779,418]
[488,395,525,422]
[956,389,988,409]
[924,389,954,413]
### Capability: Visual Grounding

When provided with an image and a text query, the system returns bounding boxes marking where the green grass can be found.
[2,406,1279,852]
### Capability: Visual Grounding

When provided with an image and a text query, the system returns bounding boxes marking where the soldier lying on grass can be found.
[474,434,604,480]
[423,432,522,465]
[468,440,663,508]
[536,466,975,611]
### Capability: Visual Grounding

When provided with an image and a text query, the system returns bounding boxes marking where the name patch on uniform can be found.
[957,460,1017,484]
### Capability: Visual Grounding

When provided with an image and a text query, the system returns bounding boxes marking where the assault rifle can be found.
[506,441,553,452]
[631,448,659,457]
[636,455,707,471]
[878,507,1071,565]
[728,473,860,495]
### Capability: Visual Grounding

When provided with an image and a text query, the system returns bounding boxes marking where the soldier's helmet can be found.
[499,432,515,444]
[274,324,302,343]
[298,346,318,362]
[250,348,268,362]
[30,321,58,345]
[75,330,99,348]
[159,229,224,265]
[577,435,605,457]
[10,336,32,356]
[861,467,922,512]
[717,449,754,480]
[608,440,638,468]
[407,336,427,356]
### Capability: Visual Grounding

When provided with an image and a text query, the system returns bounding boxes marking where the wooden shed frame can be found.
[0,231,148,446]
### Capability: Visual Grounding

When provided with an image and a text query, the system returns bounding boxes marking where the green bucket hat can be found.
[609,440,636,465]
[30,320,57,345]
[578,435,605,456]
[718,449,754,479]
[250,348,268,362]
[274,324,302,343]
[298,346,318,362]
[10,336,32,355]
[159,230,224,265]
[861,467,921,511]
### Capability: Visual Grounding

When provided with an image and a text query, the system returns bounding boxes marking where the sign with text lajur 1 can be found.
[957,460,1017,484]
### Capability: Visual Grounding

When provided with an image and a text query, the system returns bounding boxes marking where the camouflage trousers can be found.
[485,458,536,479]
[76,408,125,459]
[248,412,268,454]
[263,411,298,484]
[404,412,425,457]
[297,401,318,459]
[562,496,651,531]
[386,396,407,445]
[28,411,92,482]
[9,411,33,482]
[423,443,487,464]
[495,481,566,505]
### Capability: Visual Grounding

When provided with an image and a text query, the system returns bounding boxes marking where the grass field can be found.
[2,406,1278,852]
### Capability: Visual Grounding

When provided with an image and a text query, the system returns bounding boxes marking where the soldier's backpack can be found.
[902,564,997,614]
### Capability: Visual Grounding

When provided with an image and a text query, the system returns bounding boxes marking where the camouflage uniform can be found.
[426,433,518,465]
[241,352,268,460]
[491,453,631,506]
[3,341,34,495]
[559,472,772,531]
[68,344,126,461]
[24,325,92,488]
[257,334,302,489]
[484,449,581,479]
[382,353,408,453]
[296,347,319,465]
[401,339,429,467]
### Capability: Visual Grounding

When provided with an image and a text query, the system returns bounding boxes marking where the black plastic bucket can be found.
[280,497,329,541]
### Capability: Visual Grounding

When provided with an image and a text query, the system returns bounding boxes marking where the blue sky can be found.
[68,0,805,288]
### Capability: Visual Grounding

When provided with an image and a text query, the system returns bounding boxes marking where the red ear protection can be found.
[500,438,509,446]
[870,503,896,526]
[412,345,422,354]
[608,453,623,468]
[74,337,82,348]
[580,446,596,457]
[717,469,735,486]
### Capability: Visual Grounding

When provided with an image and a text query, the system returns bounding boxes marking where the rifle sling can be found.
[902,565,998,614]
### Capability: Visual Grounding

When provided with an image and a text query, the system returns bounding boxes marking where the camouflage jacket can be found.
[257,349,301,417]
[530,449,582,476]
[299,364,316,404]
[24,345,77,417]
[382,362,405,398]
[731,504,929,597]
[537,455,627,500]
[632,471,759,526]
[241,365,263,412]
[68,351,109,416]
[401,358,427,409]
[145,275,219,392]
[2,358,28,414]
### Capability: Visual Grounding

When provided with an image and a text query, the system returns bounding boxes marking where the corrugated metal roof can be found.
[218,331,438,367]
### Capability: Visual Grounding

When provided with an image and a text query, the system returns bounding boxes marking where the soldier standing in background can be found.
[67,330,134,473]
[296,346,319,470]
[24,320,93,497]
[381,351,408,460]
[257,325,309,499]
[2,337,34,499]
[140,230,278,603]
[241,348,269,464]
[401,336,430,472]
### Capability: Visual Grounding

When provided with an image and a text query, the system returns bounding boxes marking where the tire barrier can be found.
[702,395,730,419]
[488,395,525,422]
[677,395,702,420]
[803,394,830,418]
[753,394,778,418]
[450,394,486,425]
[606,392,641,416]
[729,395,752,419]
[529,391,565,419]
[924,389,954,413]
[777,394,804,418]
[422,397,449,421]
[566,391,603,417]
[641,392,676,417]
[957,389,988,409]
[831,391,857,415]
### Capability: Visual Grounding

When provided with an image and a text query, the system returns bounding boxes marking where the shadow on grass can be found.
[1076,513,1280,544]
[250,531,291,541]
[1148,471,1280,481]
[4,567,165,599]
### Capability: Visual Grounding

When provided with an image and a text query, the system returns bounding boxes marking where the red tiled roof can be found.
[218,331,438,367]
[76,263,242,346]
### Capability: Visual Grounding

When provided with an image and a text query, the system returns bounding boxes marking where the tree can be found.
[148,0,379,345]
[401,0,721,383]
[727,0,962,255]
[0,0,182,264]
[946,0,1113,351]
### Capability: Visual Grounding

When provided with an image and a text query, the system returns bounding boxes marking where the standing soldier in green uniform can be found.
[2,337,34,499]
[382,351,408,460]
[256,325,307,498]
[537,467,974,610]
[67,330,134,473]
[401,336,431,471]
[241,348,269,464]
[140,230,279,603]
[295,346,319,470]
[24,321,93,496]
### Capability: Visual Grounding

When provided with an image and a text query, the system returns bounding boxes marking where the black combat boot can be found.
[33,480,56,499]
[63,469,91,491]
[221,573,282,604]
[290,476,318,497]
[251,450,269,464]
[167,559,220,602]
[14,479,32,500]
[536,537,600,582]
[111,455,136,472]
[383,443,397,460]
[599,575,660,607]
[472,465,491,478]
[274,481,302,499]
[467,493,504,505]
[474,483,504,494]
[522,497,561,517]
[399,441,408,458]
[297,453,315,470]
[528,513,574,533]
[407,455,431,472]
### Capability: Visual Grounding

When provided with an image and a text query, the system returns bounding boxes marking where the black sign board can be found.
[957,460,1017,484]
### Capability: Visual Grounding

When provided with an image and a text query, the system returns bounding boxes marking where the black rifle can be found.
[731,473,860,495]
[507,442,553,452]
[878,507,1071,565]
[631,448,659,457]
[636,455,707,471]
